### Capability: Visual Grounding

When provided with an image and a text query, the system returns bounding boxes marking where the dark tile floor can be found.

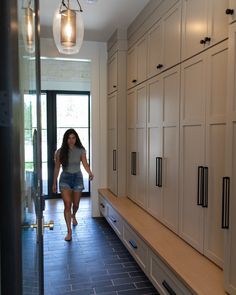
[24,197,159,295]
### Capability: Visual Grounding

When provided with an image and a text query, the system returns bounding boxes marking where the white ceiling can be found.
[39,0,150,42]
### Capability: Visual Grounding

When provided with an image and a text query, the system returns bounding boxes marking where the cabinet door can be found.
[162,67,180,233]
[108,53,118,94]
[207,0,228,46]
[108,93,117,195]
[227,0,236,23]
[182,0,208,60]
[137,35,147,85]
[147,76,163,218]
[162,1,181,70]
[147,20,163,78]
[204,42,228,267]
[180,55,206,252]
[127,46,137,89]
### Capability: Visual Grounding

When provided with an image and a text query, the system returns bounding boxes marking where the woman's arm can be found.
[52,150,61,193]
[81,152,94,180]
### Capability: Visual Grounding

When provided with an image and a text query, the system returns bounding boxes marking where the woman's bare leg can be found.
[71,191,82,225]
[61,189,72,240]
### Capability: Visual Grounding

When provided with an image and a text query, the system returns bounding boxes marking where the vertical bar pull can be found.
[202,166,208,208]
[222,177,230,229]
[113,150,116,171]
[156,157,162,187]
[162,280,176,295]
[131,152,136,175]
[197,166,204,206]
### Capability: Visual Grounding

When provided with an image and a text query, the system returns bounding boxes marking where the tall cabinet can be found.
[224,19,236,295]
[107,32,127,197]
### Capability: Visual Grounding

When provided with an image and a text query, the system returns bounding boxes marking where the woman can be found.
[52,128,94,241]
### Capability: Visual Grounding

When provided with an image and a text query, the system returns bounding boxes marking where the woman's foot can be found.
[71,215,78,226]
[64,231,72,241]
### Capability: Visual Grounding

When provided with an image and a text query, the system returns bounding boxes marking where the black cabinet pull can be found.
[226,8,234,15]
[100,203,105,208]
[204,36,211,43]
[222,177,230,229]
[110,216,117,223]
[113,85,117,88]
[113,150,117,171]
[200,39,206,44]
[156,157,162,187]
[132,79,137,83]
[131,152,137,175]
[202,167,208,208]
[129,239,138,249]
[197,166,204,205]
[162,280,176,295]
[156,64,163,69]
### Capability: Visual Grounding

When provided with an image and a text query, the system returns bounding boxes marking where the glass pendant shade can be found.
[22,7,35,53]
[53,3,84,55]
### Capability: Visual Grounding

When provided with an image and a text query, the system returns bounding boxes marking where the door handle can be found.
[197,166,204,206]
[222,177,230,229]
[22,220,54,230]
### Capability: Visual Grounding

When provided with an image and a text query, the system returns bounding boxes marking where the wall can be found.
[40,38,108,217]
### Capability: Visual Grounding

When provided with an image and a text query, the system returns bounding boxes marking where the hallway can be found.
[41,197,159,295]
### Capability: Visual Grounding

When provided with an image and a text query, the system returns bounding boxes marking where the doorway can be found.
[41,90,91,198]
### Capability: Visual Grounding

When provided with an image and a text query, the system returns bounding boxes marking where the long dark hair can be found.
[59,128,85,167]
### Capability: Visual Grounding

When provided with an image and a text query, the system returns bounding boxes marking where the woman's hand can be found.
[89,173,94,181]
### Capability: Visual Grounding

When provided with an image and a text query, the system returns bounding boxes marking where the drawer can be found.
[149,250,193,295]
[99,195,107,217]
[107,205,123,237]
[123,222,149,273]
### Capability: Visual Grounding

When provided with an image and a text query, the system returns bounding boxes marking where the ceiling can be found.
[39,0,150,42]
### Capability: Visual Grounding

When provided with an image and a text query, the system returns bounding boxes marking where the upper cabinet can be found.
[108,52,118,95]
[147,1,182,79]
[127,35,147,89]
[182,0,228,60]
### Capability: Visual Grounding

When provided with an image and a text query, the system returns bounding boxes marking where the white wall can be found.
[40,38,108,217]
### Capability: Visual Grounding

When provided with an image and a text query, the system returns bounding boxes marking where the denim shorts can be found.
[59,171,84,192]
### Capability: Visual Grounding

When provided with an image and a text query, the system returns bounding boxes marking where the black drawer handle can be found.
[113,85,117,88]
[222,177,230,229]
[131,152,137,175]
[162,280,176,295]
[100,203,105,208]
[132,79,137,83]
[197,166,204,206]
[156,157,162,187]
[156,63,163,69]
[129,239,138,249]
[226,8,234,15]
[200,39,206,44]
[204,36,211,43]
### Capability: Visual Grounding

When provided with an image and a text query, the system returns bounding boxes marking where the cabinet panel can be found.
[108,53,118,94]
[182,0,208,60]
[147,76,163,126]
[108,93,117,129]
[127,128,136,200]
[137,36,147,85]
[179,125,205,252]
[162,126,179,232]
[147,127,162,219]
[127,90,136,128]
[127,46,137,89]
[136,83,147,128]
[136,128,147,208]
[181,55,206,123]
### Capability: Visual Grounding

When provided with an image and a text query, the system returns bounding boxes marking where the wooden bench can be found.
[98,188,226,295]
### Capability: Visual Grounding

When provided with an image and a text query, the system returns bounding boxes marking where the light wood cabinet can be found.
[127,35,147,89]
[147,1,181,78]
[179,41,228,267]
[147,65,180,233]
[182,0,228,60]
[127,83,147,208]
[224,21,236,295]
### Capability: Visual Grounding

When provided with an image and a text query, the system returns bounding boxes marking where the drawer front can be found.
[123,222,149,273]
[107,205,123,237]
[149,250,192,295]
[99,195,107,217]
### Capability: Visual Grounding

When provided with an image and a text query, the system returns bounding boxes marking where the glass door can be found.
[18,0,45,294]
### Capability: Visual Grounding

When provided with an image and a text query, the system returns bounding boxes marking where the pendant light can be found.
[22,0,35,53]
[53,0,84,55]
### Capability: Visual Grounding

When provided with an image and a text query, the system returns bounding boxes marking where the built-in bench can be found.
[98,188,226,295]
